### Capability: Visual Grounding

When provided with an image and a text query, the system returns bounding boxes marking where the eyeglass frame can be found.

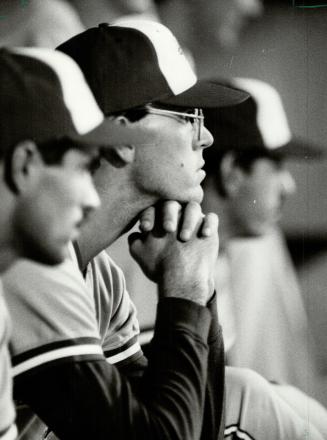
[145,106,204,141]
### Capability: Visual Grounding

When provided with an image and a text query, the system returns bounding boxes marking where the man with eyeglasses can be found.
[3,20,247,440]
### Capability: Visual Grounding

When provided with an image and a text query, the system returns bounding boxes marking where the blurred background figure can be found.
[202,77,323,400]
[68,0,263,74]
[0,0,84,47]
[153,0,263,70]
[69,0,155,27]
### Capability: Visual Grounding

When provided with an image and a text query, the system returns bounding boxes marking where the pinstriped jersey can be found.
[0,285,17,440]
[3,245,142,379]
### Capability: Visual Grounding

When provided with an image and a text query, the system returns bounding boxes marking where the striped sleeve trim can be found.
[12,337,103,377]
[104,335,141,365]
[138,329,154,347]
[0,424,18,440]
[224,425,255,440]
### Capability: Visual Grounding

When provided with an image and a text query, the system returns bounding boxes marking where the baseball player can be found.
[0,47,140,440]
[202,77,327,438]
[4,21,248,440]
[153,0,263,51]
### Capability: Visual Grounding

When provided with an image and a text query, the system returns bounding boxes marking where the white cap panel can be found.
[113,19,197,95]
[232,78,292,149]
[12,48,104,135]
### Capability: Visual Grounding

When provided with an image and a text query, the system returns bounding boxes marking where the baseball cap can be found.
[203,77,324,160]
[0,47,147,156]
[57,20,249,114]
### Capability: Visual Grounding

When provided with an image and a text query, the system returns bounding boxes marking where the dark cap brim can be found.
[273,138,325,160]
[73,118,149,149]
[157,79,249,109]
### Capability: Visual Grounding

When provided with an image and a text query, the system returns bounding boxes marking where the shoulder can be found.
[88,250,127,307]
[0,294,17,437]
[3,259,102,378]
[31,0,83,23]
[87,252,142,366]
[4,256,88,302]
[92,250,125,279]
[27,0,85,47]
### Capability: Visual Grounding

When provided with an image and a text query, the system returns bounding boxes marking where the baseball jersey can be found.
[0,284,17,440]
[4,246,213,440]
[4,245,141,377]
[3,244,142,439]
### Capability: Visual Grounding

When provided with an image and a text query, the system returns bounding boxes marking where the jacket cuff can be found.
[207,291,223,344]
[155,297,211,342]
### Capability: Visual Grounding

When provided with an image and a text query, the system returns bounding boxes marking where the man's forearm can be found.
[118,293,226,440]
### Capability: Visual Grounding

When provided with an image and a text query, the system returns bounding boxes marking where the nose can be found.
[280,169,296,196]
[82,177,101,215]
[196,124,214,150]
[236,0,263,18]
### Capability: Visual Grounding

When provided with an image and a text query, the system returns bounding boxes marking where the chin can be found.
[185,187,204,204]
[21,240,68,266]
[163,186,204,205]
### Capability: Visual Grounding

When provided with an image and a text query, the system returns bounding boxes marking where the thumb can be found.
[128,232,144,261]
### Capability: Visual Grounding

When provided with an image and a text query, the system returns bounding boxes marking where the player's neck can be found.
[0,244,17,274]
[76,188,156,271]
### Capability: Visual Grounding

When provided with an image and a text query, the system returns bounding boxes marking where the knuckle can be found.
[208,212,219,225]
[189,200,201,210]
[165,200,179,211]
[141,207,153,219]
[164,201,179,219]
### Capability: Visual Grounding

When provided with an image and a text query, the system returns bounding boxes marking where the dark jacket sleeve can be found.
[201,291,225,440]
[14,298,211,440]
[118,292,226,440]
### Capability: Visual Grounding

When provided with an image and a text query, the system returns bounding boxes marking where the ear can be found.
[220,152,245,198]
[10,140,44,193]
[103,116,136,166]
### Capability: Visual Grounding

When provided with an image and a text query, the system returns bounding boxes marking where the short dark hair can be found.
[203,148,283,197]
[3,137,91,193]
[110,106,148,123]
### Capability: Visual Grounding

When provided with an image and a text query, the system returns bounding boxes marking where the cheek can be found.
[26,176,81,231]
[232,183,265,222]
[238,182,259,205]
[41,173,82,212]
[13,197,52,249]
[13,200,66,264]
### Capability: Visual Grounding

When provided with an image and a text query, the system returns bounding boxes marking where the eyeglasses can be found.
[146,107,204,141]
